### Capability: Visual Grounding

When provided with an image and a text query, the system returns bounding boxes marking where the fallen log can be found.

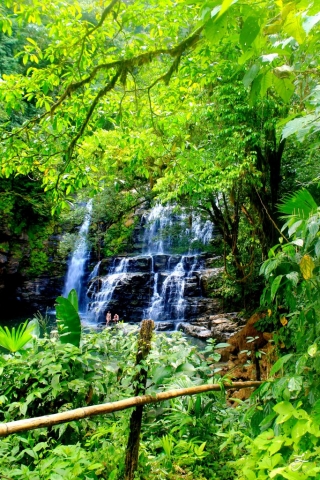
[0,381,263,437]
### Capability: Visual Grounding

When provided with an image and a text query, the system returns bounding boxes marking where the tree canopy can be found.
[0,0,319,278]
[1,3,320,478]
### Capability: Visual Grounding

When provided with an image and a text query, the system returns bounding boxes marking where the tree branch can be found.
[1,26,203,142]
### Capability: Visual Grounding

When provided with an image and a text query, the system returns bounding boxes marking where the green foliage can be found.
[57,232,78,260]
[0,2,319,475]
[0,0,317,207]
[88,182,149,258]
[278,189,318,220]
[0,320,37,353]
[260,188,320,351]
[0,176,59,281]
[0,0,319,289]
[56,289,81,347]
[235,397,320,479]
[0,326,239,479]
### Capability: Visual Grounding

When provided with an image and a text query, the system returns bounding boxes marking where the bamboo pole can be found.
[0,381,262,437]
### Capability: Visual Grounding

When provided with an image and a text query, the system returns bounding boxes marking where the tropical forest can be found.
[0,0,320,478]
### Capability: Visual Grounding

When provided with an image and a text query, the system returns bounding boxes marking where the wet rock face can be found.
[88,252,223,325]
[90,269,154,322]
[85,204,225,330]
[179,324,212,339]
[126,256,152,273]
[0,220,64,317]
[18,276,65,310]
[153,254,171,271]
[108,272,153,319]
[0,249,64,315]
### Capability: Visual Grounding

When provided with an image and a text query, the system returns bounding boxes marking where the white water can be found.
[87,203,213,328]
[62,199,93,309]
[142,205,211,327]
[190,218,213,245]
[89,260,101,280]
[143,204,174,254]
[88,258,129,320]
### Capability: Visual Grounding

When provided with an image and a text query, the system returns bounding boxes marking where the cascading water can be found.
[88,260,101,281]
[143,204,174,254]
[142,208,208,327]
[190,217,213,245]
[89,258,129,319]
[62,199,93,311]
[88,204,214,329]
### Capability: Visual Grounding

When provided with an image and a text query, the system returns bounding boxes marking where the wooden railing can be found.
[0,380,262,437]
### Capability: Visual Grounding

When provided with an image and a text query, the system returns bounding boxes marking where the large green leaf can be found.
[152,366,173,385]
[68,288,79,312]
[216,0,237,19]
[243,64,260,88]
[240,16,261,49]
[283,10,306,44]
[270,354,293,376]
[204,14,228,44]
[260,70,273,97]
[271,275,283,301]
[281,114,318,141]
[56,295,81,347]
[273,76,294,103]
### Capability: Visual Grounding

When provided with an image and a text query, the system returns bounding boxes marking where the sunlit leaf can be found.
[270,354,293,376]
[299,255,315,280]
[243,64,260,88]
[240,16,261,49]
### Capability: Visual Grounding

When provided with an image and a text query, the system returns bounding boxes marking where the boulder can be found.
[210,316,243,342]
[0,254,7,264]
[155,321,175,331]
[179,323,212,339]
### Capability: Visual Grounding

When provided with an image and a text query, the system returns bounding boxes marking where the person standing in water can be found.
[106,311,112,326]
[113,313,119,323]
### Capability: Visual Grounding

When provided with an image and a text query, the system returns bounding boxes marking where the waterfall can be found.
[141,205,212,328]
[190,218,213,246]
[157,257,187,321]
[88,258,129,321]
[88,203,214,329]
[62,199,93,311]
[89,260,101,281]
[143,204,174,254]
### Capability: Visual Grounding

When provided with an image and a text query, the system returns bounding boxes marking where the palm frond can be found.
[0,321,35,353]
[278,189,318,220]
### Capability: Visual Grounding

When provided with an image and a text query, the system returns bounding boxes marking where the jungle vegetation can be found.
[0,0,320,478]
